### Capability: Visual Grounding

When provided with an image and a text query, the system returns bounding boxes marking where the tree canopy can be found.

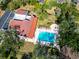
[54,0,79,52]
[0,29,24,59]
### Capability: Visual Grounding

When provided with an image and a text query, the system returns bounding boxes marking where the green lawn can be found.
[17,42,34,59]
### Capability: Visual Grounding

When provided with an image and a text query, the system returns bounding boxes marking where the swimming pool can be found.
[38,32,56,43]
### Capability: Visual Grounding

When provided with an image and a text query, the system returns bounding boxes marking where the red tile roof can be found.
[9,9,38,38]
[15,9,26,15]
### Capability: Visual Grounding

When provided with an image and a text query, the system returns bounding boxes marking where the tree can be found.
[32,44,60,59]
[0,29,24,59]
[55,0,79,52]
[7,0,23,10]
[0,0,11,10]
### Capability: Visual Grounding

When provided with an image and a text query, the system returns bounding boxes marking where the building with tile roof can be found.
[9,9,38,38]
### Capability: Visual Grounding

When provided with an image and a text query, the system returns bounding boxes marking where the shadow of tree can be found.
[21,52,32,59]
[59,52,71,59]
[10,56,17,59]
[21,51,71,59]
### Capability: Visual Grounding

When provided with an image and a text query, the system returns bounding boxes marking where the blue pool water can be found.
[38,32,56,43]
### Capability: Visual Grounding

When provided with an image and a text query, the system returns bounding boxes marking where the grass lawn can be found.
[17,42,34,59]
